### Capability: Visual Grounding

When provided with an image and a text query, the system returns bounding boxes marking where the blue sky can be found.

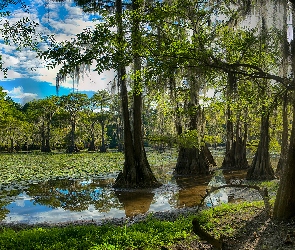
[0,0,116,104]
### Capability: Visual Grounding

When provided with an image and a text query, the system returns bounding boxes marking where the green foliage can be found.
[0,216,194,250]
[0,200,273,250]
[147,135,175,146]
[269,137,281,154]
[194,201,264,238]
[177,130,202,148]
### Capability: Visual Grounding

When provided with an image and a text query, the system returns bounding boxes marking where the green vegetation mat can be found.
[0,152,124,184]
[0,151,177,185]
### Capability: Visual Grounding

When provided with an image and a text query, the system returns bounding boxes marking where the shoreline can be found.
[0,206,201,230]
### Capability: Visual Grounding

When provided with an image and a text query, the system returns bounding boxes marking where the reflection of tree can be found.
[115,190,154,217]
[0,187,23,220]
[93,189,122,213]
[26,178,120,212]
[174,175,212,208]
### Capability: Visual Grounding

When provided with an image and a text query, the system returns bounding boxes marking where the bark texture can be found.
[222,137,248,170]
[272,0,295,220]
[88,121,96,151]
[113,0,160,188]
[222,72,248,170]
[175,145,213,175]
[273,100,295,220]
[247,111,275,180]
[174,67,215,175]
[99,121,107,152]
[276,93,289,176]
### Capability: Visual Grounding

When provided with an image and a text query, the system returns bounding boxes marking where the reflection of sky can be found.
[149,195,173,212]
[4,203,126,224]
[2,187,177,224]
[205,189,228,207]
[14,192,31,208]
[90,188,102,201]
[205,170,229,207]
[80,180,92,186]
[56,188,70,195]
[1,172,231,224]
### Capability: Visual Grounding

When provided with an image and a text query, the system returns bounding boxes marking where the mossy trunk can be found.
[222,81,248,170]
[114,0,160,188]
[175,70,215,175]
[247,111,275,180]
[273,7,295,218]
[113,64,160,188]
[42,121,51,152]
[88,123,96,151]
[9,138,14,153]
[276,93,289,176]
[100,121,107,152]
[222,124,248,170]
[41,122,48,152]
[273,98,295,220]
[67,119,79,153]
[175,145,213,175]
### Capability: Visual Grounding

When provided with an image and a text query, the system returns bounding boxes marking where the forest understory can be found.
[172,211,295,250]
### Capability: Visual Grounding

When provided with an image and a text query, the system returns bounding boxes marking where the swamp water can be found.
[0,167,255,225]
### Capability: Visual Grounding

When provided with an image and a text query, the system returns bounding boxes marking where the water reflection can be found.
[205,170,229,206]
[0,167,254,224]
[26,178,120,212]
[115,190,154,217]
[174,175,212,208]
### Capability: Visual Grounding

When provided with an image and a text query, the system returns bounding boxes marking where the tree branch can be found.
[197,183,272,217]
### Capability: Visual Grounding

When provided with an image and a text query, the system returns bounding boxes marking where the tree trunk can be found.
[40,121,47,152]
[276,93,289,176]
[247,110,275,180]
[225,106,234,155]
[9,138,14,153]
[114,0,160,188]
[88,122,96,151]
[222,73,248,170]
[67,118,79,153]
[175,71,214,175]
[273,98,295,220]
[273,2,295,219]
[222,119,248,170]
[42,120,51,152]
[276,0,289,175]
[175,145,212,175]
[117,121,123,152]
[100,121,107,152]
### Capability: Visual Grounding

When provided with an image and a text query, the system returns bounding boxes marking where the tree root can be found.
[192,183,272,249]
[192,218,225,250]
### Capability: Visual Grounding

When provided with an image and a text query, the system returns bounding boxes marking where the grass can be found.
[0,201,267,250]
[194,201,265,239]
[0,216,194,250]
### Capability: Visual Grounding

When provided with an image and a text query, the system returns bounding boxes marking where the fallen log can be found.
[192,217,224,250]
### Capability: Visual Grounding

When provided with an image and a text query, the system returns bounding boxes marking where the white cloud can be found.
[4,204,126,224]
[0,69,23,79]
[1,0,112,93]
[6,86,38,104]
